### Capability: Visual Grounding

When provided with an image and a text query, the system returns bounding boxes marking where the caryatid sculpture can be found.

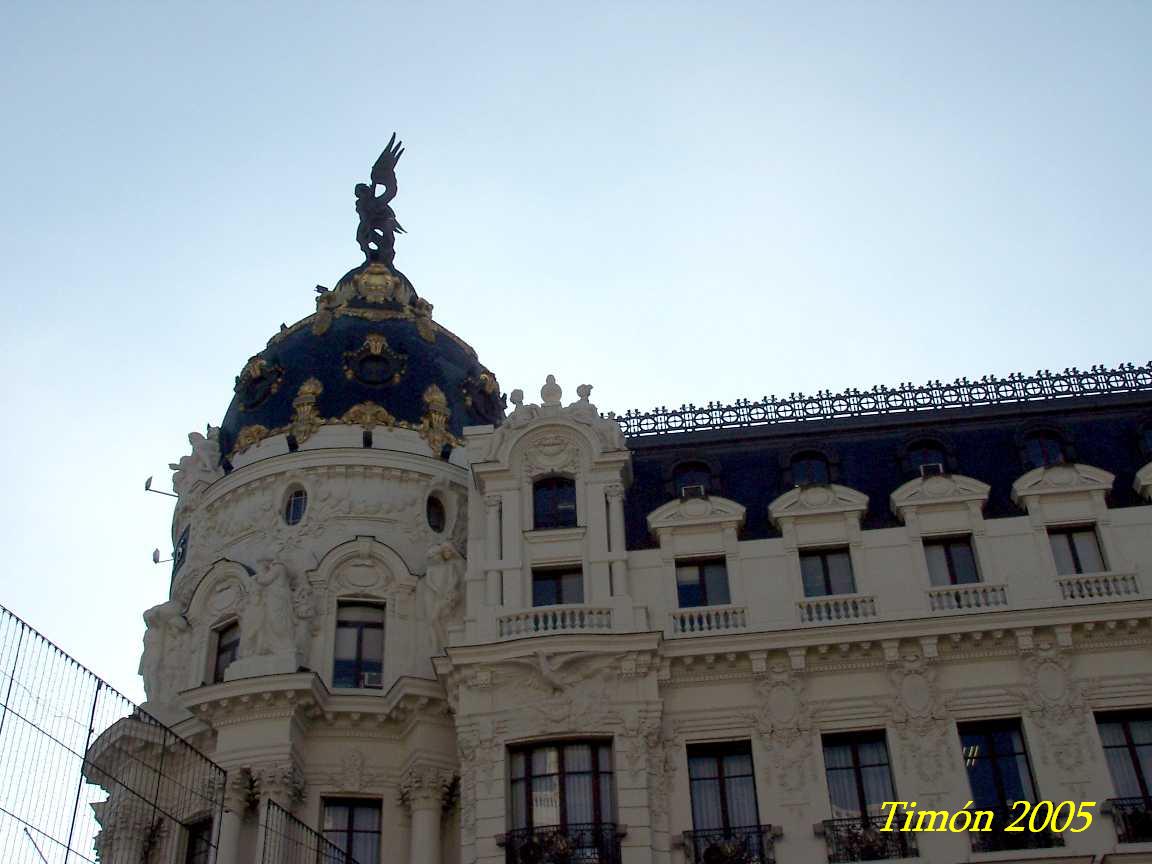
[239,559,297,658]
[169,426,223,497]
[355,133,406,265]
[139,600,189,705]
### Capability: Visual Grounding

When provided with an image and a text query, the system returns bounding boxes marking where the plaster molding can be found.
[1011,462,1115,508]
[646,494,746,535]
[768,483,868,526]
[889,473,990,522]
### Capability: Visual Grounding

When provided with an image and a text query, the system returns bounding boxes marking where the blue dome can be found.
[219,262,504,459]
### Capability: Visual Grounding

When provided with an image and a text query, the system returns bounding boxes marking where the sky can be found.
[0,1,1149,701]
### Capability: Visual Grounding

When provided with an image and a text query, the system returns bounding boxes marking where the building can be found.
[122,143,1152,864]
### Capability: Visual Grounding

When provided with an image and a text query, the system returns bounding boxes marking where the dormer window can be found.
[791,452,830,486]
[906,439,948,475]
[533,476,577,530]
[1023,431,1067,469]
[672,461,713,498]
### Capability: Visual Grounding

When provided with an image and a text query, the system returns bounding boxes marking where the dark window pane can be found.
[534,477,577,530]
[533,577,559,607]
[703,562,731,605]
[285,489,307,525]
[800,553,827,597]
[908,441,947,471]
[673,462,712,495]
[958,720,1038,811]
[826,551,856,594]
[925,543,951,586]
[793,454,830,486]
[1072,530,1104,573]
[1049,532,1077,575]
[1025,434,1065,469]
[426,495,446,532]
[949,540,980,584]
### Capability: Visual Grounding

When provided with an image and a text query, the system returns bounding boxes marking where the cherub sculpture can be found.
[355,133,406,264]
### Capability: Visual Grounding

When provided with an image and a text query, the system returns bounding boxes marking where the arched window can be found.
[672,461,712,497]
[1023,431,1066,469]
[906,439,948,475]
[791,451,830,486]
[533,476,577,530]
[284,488,307,525]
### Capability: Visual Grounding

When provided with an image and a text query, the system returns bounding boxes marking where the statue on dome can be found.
[355,133,406,265]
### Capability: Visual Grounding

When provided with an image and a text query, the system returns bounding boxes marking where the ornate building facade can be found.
[124,144,1152,864]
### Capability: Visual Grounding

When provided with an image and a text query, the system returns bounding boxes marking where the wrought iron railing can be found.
[0,603,226,864]
[614,362,1152,437]
[1110,797,1152,844]
[966,806,1064,853]
[821,817,917,862]
[683,825,776,864]
[261,798,359,863]
[503,822,623,864]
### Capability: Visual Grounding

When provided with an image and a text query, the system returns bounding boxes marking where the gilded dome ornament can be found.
[343,334,407,388]
[290,378,324,444]
[341,402,397,430]
[234,355,283,410]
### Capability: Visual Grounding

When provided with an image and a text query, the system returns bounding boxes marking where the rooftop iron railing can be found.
[615,362,1152,437]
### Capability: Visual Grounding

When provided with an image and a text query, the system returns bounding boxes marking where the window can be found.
[533,477,577,530]
[1097,712,1152,799]
[212,622,240,684]
[1048,526,1105,575]
[924,536,980,586]
[509,741,615,830]
[184,819,213,864]
[822,732,896,821]
[284,488,307,525]
[673,461,713,496]
[688,742,759,830]
[676,559,731,608]
[958,719,1050,849]
[791,452,830,486]
[333,604,385,689]
[800,548,856,597]
[906,439,947,474]
[532,567,584,606]
[426,494,446,533]
[1024,432,1066,469]
[323,799,381,864]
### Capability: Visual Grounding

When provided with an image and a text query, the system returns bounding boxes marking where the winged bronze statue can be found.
[355,133,407,264]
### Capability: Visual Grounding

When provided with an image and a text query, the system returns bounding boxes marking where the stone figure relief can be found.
[490,375,627,458]
[421,541,463,648]
[238,559,297,658]
[886,641,954,787]
[745,656,815,799]
[139,600,189,705]
[1014,636,1093,774]
[169,427,224,498]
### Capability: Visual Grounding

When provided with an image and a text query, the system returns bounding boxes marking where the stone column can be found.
[251,762,306,863]
[484,494,502,605]
[401,764,454,864]
[215,769,253,864]
[606,483,627,596]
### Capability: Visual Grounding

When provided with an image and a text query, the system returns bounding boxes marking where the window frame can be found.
[183,818,214,864]
[958,718,1039,808]
[923,534,981,586]
[333,603,386,690]
[322,797,382,864]
[675,558,731,608]
[211,620,240,684]
[532,475,578,531]
[531,566,585,607]
[1047,525,1106,575]
[508,739,615,831]
[821,730,897,822]
[284,487,308,525]
[686,740,760,830]
[1096,711,1152,800]
[799,547,856,597]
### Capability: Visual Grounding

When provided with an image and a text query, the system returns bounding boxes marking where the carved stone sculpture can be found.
[139,600,189,705]
[422,542,464,647]
[169,427,223,497]
[239,560,297,659]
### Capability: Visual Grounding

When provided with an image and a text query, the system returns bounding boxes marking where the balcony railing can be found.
[927,582,1008,612]
[1110,797,1152,844]
[967,806,1064,853]
[821,818,917,862]
[683,825,777,864]
[498,606,613,638]
[503,823,623,864]
[1057,571,1140,602]
[798,594,877,624]
[671,605,748,635]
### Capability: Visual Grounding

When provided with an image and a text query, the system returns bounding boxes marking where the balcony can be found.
[498,606,613,638]
[671,605,748,636]
[927,582,1008,613]
[503,823,623,864]
[798,594,877,625]
[1057,570,1140,602]
[1110,797,1152,844]
[967,806,1064,853]
[820,818,916,862]
[682,825,777,864]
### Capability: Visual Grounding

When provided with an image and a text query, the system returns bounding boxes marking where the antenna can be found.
[144,476,178,498]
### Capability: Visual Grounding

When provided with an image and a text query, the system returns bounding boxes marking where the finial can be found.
[510,389,525,408]
[541,374,562,406]
[355,133,406,265]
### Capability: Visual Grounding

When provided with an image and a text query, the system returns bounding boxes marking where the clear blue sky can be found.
[1,2,1149,699]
